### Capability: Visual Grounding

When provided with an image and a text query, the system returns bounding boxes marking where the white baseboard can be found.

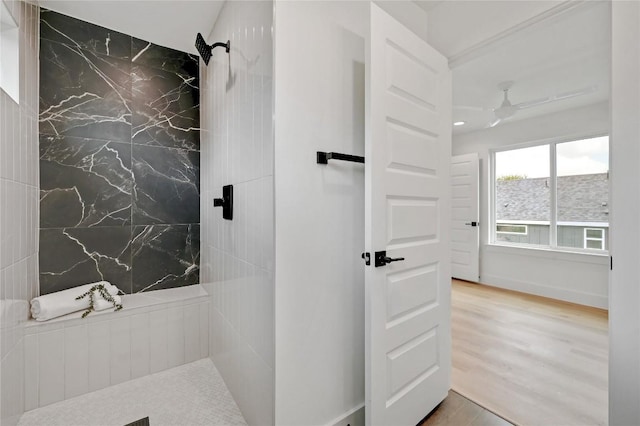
[481,273,608,309]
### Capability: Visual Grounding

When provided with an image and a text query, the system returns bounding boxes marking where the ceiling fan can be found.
[457,81,598,128]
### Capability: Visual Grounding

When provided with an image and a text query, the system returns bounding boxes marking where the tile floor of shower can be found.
[18,359,247,426]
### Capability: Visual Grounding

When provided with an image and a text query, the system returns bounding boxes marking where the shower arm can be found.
[210,41,230,53]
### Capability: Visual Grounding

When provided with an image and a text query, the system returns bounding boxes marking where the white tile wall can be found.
[130,313,150,379]
[200,1,275,424]
[0,1,40,425]
[87,320,110,393]
[149,309,169,374]
[38,329,64,407]
[23,334,37,412]
[64,324,89,399]
[167,306,185,368]
[109,317,132,385]
[184,306,200,363]
[23,298,210,411]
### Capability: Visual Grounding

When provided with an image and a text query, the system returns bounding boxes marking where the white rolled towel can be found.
[94,295,122,312]
[31,281,120,321]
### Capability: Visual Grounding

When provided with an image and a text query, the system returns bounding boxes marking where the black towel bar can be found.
[317,151,365,165]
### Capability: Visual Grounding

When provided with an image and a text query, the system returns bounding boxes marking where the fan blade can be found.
[514,85,598,110]
[454,105,488,111]
[487,117,502,128]
[515,96,551,110]
[555,85,598,100]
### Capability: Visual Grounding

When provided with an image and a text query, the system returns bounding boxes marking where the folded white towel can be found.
[31,281,120,321]
[94,295,122,312]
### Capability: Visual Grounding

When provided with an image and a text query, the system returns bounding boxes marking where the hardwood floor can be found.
[451,279,608,426]
[421,391,513,426]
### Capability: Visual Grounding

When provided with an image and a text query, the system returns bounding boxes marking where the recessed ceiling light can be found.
[453,121,466,126]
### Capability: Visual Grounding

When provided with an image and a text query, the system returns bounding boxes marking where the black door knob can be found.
[374,251,405,267]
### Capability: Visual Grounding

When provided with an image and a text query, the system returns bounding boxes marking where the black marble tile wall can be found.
[39,10,200,295]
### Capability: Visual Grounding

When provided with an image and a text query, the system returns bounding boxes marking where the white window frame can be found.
[584,228,605,250]
[490,133,609,254]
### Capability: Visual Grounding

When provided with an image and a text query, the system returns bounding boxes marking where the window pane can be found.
[586,239,603,250]
[496,224,527,234]
[586,229,603,239]
[556,136,609,250]
[495,145,550,245]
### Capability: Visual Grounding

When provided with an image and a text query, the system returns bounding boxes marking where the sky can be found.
[495,136,609,178]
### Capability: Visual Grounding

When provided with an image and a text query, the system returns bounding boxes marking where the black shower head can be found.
[195,33,230,66]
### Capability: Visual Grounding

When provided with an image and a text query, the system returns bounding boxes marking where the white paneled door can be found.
[451,153,480,282]
[365,4,452,425]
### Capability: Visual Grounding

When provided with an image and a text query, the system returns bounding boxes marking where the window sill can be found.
[486,242,609,265]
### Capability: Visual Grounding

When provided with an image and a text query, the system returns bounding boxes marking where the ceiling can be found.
[413,0,446,13]
[37,0,225,54]
[451,1,611,135]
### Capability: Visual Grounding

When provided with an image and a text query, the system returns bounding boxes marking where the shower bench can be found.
[22,285,210,412]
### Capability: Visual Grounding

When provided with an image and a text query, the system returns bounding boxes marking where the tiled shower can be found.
[4,0,364,424]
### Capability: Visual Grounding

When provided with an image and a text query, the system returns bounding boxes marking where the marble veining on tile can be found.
[40,9,131,60]
[131,37,199,79]
[132,145,200,225]
[40,135,133,227]
[39,227,132,294]
[39,38,132,142]
[39,10,200,295]
[131,224,200,293]
[132,64,200,150]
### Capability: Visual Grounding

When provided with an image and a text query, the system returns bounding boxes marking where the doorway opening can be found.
[448,2,610,424]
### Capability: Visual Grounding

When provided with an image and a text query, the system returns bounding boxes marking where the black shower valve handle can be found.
[213,185,233,220]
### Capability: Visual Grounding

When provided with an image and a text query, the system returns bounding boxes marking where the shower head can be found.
[195,33,230,65]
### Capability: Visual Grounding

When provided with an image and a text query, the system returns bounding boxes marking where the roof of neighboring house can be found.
[496,173,609,222]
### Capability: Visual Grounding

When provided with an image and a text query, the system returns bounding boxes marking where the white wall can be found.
[200,1,275,425]
[273,2,367,424]
[0,1,39,425]
[453,102,610,308]
[609,1,640,424]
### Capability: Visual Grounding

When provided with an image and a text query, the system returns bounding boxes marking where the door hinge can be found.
[361,252,370,266]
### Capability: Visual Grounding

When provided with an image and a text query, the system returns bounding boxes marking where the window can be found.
[496,223,528,235]
[492,136,609,251]
[1,0,19,103]
[584,228,605,250]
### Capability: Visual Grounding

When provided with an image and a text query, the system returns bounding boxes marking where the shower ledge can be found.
[24,284,209,330]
